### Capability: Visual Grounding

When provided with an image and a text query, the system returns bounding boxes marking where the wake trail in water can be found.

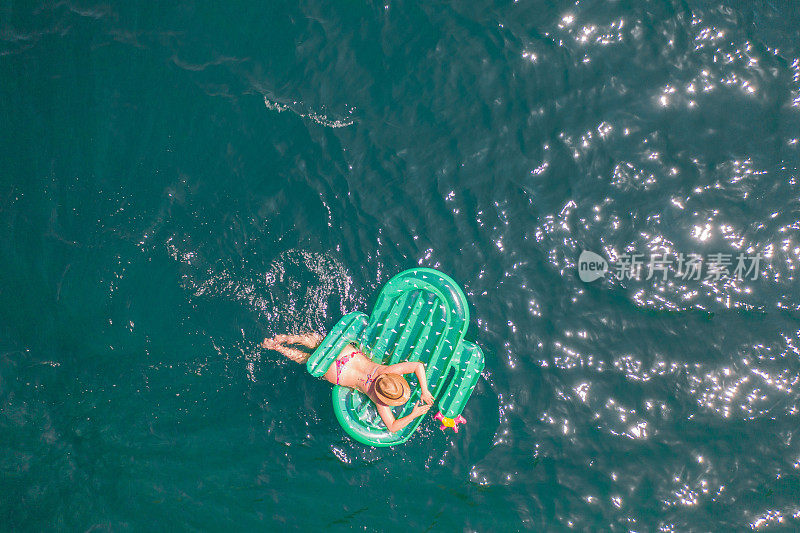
[165,241,363,337]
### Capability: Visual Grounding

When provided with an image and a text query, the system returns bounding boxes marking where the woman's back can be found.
[321,344,382,394]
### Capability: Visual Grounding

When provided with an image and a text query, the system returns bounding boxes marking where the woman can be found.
[262,333,434,433]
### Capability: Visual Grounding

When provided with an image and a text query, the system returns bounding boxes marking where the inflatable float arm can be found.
[433,341,484,431]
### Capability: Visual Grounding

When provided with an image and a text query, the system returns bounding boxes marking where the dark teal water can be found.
[3,1,800,530]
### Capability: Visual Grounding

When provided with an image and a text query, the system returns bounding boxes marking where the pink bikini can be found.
[334,351,357,384]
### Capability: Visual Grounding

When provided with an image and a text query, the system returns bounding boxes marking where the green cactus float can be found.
[306,268,485,447]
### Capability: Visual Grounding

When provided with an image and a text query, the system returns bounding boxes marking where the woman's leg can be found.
[263,337,311,364]
[294,332,324,349]
[271,332,323,349]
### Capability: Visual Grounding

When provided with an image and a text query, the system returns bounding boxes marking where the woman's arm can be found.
[385,361,433,404]
[377,402,431,433]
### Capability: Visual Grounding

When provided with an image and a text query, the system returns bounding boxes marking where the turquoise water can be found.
[3,0,800,530]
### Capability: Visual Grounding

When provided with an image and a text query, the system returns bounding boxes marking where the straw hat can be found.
[374,373,411,406]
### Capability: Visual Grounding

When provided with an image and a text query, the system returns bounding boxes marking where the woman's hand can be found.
[420,389,434,406]
[411,401,431,418]
[378,400,432,433]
